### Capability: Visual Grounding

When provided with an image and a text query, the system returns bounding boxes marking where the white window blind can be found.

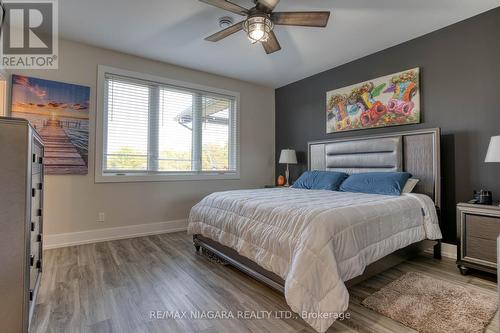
[103,73,238,177]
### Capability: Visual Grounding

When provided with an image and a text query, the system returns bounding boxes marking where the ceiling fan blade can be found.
[255,0,280,13]
[205,21,244,42]
[262,31,281,54]
[271,11,331,27]
[199,0,248,16]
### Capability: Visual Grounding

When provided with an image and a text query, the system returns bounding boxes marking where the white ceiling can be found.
[59,0,500,88]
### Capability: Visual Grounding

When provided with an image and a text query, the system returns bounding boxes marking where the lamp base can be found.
[285,164,290,187]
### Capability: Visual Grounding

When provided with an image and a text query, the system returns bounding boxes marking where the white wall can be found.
[8,39,275,239]
[0,69,7,116]
[0,81,6,116]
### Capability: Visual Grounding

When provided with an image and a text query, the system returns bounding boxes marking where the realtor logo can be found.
[0,0,58,68]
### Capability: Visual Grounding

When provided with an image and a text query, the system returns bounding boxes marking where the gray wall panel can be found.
[275,7,500,243]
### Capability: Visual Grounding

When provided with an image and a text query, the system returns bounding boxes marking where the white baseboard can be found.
[43,219,188,250]
[424,242,457,260]
[440,242,457,259]
[44,222,458,261]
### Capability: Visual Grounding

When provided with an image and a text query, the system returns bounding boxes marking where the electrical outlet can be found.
[97,212,105,222]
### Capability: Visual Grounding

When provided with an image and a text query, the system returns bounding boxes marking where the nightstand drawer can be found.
[465,234,497,264]
[465,213,500,240]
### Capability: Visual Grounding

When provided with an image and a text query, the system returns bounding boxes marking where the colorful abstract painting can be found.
[326,68,420,133]
[11,75,90,175]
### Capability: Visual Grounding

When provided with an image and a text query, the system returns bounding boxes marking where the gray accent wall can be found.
[275,7,500,243]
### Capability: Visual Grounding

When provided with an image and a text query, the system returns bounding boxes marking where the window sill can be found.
[95,172,240,183]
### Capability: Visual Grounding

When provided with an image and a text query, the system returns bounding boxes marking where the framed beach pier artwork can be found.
[11,75,90,175]
[326,68,420,133]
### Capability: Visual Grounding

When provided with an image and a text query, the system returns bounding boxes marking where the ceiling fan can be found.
[199,0,330,54]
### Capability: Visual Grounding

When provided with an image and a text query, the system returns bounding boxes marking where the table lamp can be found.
[485,136,500,163]
[279,149,297,187]
[485,136,500,206]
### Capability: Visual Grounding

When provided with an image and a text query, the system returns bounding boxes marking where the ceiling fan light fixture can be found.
[201,0,330,54]
[243,14,273,43]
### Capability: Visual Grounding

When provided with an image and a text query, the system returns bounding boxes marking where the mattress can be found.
[187,188,442,332]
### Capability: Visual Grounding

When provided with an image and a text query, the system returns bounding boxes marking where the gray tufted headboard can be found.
[308,128,441,208]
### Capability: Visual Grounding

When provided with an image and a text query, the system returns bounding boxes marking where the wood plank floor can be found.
[31,232,498,333]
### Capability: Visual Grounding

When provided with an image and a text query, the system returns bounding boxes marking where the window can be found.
[96,66,239,182]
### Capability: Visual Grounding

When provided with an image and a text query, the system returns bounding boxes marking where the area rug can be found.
[361,272,497,333]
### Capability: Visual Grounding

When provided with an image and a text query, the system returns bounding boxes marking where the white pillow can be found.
[402,178,419,193]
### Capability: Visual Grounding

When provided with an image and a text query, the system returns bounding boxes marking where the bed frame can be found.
[193,128,442,292]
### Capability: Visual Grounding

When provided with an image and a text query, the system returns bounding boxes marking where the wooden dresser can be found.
[0,117,44,332]
[457,202,500,275]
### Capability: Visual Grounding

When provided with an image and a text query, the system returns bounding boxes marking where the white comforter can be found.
[187,188,442,332]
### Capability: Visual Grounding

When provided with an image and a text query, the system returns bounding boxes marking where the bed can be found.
[187,128,442,332]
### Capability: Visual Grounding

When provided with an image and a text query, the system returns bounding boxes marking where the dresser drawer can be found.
[28,248,40,270]
[30,220,40,242]
[31,140,43,174]
[29,265,39,291]
[31,173,43,198]
[31,195,41,213]
[465,234,497,264]
[31,205,42,224]
[30,230,42,252]
[31,195,42,224]
[29,236,42,276]
[465,213,500,240]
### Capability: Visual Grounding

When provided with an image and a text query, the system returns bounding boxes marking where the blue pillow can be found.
[292,171,349,191]
[339,172,412,196]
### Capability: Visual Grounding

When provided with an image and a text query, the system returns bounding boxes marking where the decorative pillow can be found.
[292,171,349,191]
[402,178,420,193]
[339,172,412,196]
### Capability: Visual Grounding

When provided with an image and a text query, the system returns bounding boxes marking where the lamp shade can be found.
[279,149,297,164]
[485,136,500,162]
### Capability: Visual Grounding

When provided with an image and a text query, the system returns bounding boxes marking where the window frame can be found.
[96,65,240,183]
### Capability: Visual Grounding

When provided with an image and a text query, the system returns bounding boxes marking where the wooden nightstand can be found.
[457,202,500,275]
